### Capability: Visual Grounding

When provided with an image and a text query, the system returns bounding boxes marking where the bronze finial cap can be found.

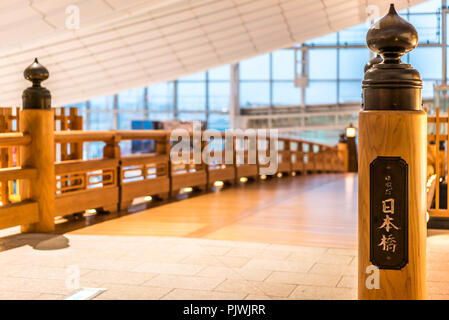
[24,58,49,86]
[22,58,51,110]
[366,4,418,63]
[362,4,422,111]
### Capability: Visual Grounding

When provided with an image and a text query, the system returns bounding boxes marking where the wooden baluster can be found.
[103,135,121,212]
[309,143,315,173]
[60,108,68,161]
[286,139,292,175]
[67,107,84,195]
[201,136,208,192]
[69,107,83,160]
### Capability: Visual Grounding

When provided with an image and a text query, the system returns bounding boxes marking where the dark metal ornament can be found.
[362,4,422,111]
[364,54,382,73]
[22,58,51,110]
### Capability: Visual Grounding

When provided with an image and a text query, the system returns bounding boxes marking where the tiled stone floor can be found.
[0,230,448,300]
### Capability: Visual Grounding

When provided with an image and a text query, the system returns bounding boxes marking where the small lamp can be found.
[346,123,357,138]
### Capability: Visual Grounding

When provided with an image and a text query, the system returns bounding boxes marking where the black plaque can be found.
[370,156,408,270]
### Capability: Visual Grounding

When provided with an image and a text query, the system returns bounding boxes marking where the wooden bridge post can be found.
[337,133,349,172]
[20,59,55,233]
[358,5,426,299]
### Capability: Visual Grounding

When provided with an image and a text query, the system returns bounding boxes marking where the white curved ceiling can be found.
[0,0,425,107]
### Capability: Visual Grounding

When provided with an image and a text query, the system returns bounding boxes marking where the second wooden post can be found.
[20,59,55,233]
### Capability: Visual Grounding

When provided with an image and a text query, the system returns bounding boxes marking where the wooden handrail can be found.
[0,132,31,147]
[0,167,37,181]
[117,130,170,141]
[54,130,116,143]
[55,158,119,175]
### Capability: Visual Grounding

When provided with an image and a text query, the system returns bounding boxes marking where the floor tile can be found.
[161,288,246,300]
[289,285,357,300]
[196,266,272,281]
[266,271,341,287]
[180,254,250,268]
[144,274,224,290]
[215,279,295,297]
[243,259,313,273]
[94,285,171,300]
[132,262,204,276]
[82,270,157,286]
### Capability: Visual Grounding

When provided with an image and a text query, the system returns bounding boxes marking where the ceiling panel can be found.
[0,0,427,107]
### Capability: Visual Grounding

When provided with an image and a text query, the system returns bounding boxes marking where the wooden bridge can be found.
[0,107,346,233]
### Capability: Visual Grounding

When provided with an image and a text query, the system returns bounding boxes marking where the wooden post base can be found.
[20,109,55,233]
[358,110,426,300]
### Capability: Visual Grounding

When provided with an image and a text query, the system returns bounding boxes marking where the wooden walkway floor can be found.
[69,173,358,248]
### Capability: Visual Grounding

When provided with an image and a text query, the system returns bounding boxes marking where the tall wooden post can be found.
[20,59,55,233]
[358,5,426,300]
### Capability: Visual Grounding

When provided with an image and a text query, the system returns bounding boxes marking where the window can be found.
[117,88,145,130]
[409,14,440,44]
[240,82,270,107]
[272,82,301,105]
[240,54,270,80]
[309,49,337,80]
[408,0,441,13]
[306,81,337,105]
[177,82,206,111]
[409,47,442,79]
[208,114,229,131]
[272,50,295,80]
[89,96,114,130]
[209,82,230,112]
[177,113,206,122]
[118,88,144,110]
[208,65,230,81]
[148,82,174,112]
[339,81,362,104]
[339,49,370,80]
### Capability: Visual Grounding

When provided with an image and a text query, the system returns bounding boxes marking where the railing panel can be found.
[169,133,208,195]
[204,134,235,187]
[427,108,449,217]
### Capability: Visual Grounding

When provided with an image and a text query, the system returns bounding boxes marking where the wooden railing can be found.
[55,130,344,215]
[0,125,345,231]
[427,107,449,217]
